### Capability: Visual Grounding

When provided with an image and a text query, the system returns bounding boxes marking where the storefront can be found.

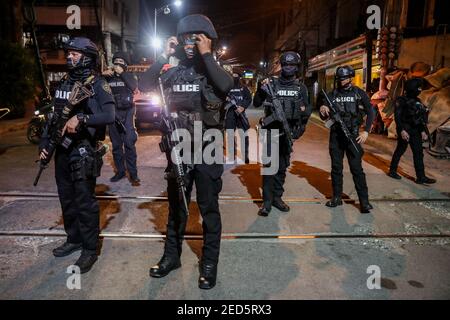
[307,35,381,106]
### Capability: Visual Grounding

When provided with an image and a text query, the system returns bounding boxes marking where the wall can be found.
[398,35,450,69]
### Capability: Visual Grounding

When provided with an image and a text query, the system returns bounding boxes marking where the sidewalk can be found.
[0,118,30,136]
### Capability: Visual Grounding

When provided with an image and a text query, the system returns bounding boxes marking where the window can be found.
[434,0,450,26]
[113,0,119,16]
[406,0,426,28]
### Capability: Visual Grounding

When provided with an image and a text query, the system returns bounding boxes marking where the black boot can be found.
[110,172,126,182]
[272,198,290,212]
[149,256,181,278]
[325,197,343,207]
[53,242,82,257]
[198,263,217,290]
[360,201,373,214]
[130,176,141,186]
[388,171,402,180]
[258,206,271,217]
[416,176,436,184]
[74,252,98,274]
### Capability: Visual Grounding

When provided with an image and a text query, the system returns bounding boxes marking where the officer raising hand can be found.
[139,14,233,290]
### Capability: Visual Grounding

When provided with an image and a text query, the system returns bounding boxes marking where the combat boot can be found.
[272,198,290,212]
[198,262,217,290]
[53,242,82,257]
[325,197,343,207]
[74,251,98,273]
[149,256,181,278]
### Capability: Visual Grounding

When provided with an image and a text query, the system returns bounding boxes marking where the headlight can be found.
[151,95,161,105]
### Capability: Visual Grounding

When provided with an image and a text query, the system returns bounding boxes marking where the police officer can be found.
[319,65,374,214]
[225,72,252,163]
[39,37,115,272]
[103,51,140,186]
[139,14,233,289]
[388,78,436,184]
[253,51,311,217]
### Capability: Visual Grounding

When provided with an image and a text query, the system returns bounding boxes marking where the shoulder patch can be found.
[102,81,112,95]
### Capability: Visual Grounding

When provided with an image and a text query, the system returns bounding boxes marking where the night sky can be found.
[139,0,292,67]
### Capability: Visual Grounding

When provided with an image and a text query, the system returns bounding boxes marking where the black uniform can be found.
[50,76,114,248]
[389,78,435,184]
[254,75,311,212]
[106,71,139,181]
[140,14,233,289]
[323,85,374,207]
[39,37,115,273]
[225,78,252,162]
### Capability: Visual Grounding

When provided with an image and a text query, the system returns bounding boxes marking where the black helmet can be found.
[280,51,301,65]
[176,14,218,40]
[335,65,355,80]
[405,78,424,98]
[64,37,99,58]
[112,51,130,65]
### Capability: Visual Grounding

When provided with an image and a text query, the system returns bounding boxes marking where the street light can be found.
[151,37,162,49]
[154,1,183,59]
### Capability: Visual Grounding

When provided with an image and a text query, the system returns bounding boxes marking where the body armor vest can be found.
[53,78,94,143]
[397,97,426,128]
[107,74,133,109]
[163,65,224,129]
[331,87,363,133]
[268,77,303,120]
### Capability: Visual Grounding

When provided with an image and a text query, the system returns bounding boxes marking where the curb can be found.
[0,119,30,136]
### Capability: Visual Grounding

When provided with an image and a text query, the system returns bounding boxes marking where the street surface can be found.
[0,108,449,299]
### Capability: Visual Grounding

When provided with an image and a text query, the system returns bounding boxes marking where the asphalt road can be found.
[0,108,449,299]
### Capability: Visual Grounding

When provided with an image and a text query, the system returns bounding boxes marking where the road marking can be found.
[0,230,449,240]
[0,192,449,203]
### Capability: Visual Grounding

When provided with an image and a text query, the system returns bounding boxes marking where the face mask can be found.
[67,54,94,70]
[113,64,125,74]
[66,56,81,69]
[281,64,298,77]
[184,46,196,59]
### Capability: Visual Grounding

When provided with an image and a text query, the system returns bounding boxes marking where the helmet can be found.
[112,51,130,65]
[64,37,99,58]
[280,51,301,66]
[176,14,218,40]
[280,51,301,78]
[335,65,355,80]
[404,78,424,98]
[64,37,99,70]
